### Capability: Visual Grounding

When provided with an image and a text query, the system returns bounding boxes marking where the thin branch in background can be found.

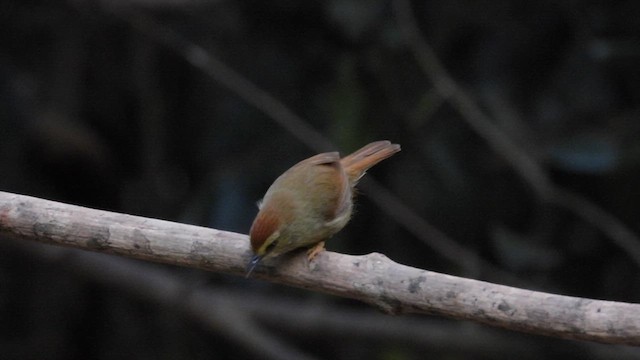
[186,293,319,360]
[393,0,640,267]
[393,0,551,197]
[105,8,520,283]
[113,9,334,154]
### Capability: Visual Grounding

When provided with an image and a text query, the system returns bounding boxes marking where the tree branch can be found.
[10,240,635,359]
[0,191,638,345]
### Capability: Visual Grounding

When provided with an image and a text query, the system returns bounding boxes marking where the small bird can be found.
[247,140,401,276]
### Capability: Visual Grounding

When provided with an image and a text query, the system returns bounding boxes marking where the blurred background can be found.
[1,0,640,359]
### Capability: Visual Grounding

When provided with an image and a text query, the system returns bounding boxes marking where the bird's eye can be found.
[265,240,278,254]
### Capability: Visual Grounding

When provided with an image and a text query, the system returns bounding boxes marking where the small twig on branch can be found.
[0,191,638,345]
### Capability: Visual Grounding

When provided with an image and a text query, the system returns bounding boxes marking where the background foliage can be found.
[1,0,639,359]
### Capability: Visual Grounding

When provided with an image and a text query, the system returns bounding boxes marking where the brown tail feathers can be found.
[340,140,401,183]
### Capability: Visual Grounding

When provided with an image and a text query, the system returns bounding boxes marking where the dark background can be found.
[1,0,640,359]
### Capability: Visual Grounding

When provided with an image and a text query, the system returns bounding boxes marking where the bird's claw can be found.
[306,241,325,262]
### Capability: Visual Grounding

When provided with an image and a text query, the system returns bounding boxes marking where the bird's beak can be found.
[245,254,263,278]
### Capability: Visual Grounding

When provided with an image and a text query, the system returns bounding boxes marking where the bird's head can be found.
[246,208,282,277]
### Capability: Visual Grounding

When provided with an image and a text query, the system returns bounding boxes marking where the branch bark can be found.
[0,191,638,345]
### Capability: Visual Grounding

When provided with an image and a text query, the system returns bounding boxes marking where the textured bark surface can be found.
[0,191,638,345]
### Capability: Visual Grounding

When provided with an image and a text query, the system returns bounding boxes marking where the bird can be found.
[246,140,401,277]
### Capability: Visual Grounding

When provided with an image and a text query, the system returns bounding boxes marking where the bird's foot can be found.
[306,241,325,262]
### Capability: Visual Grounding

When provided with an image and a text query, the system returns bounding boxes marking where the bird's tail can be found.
[340,140,401,184]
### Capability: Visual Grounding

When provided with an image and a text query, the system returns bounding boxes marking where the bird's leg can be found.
[306,241,325,262]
